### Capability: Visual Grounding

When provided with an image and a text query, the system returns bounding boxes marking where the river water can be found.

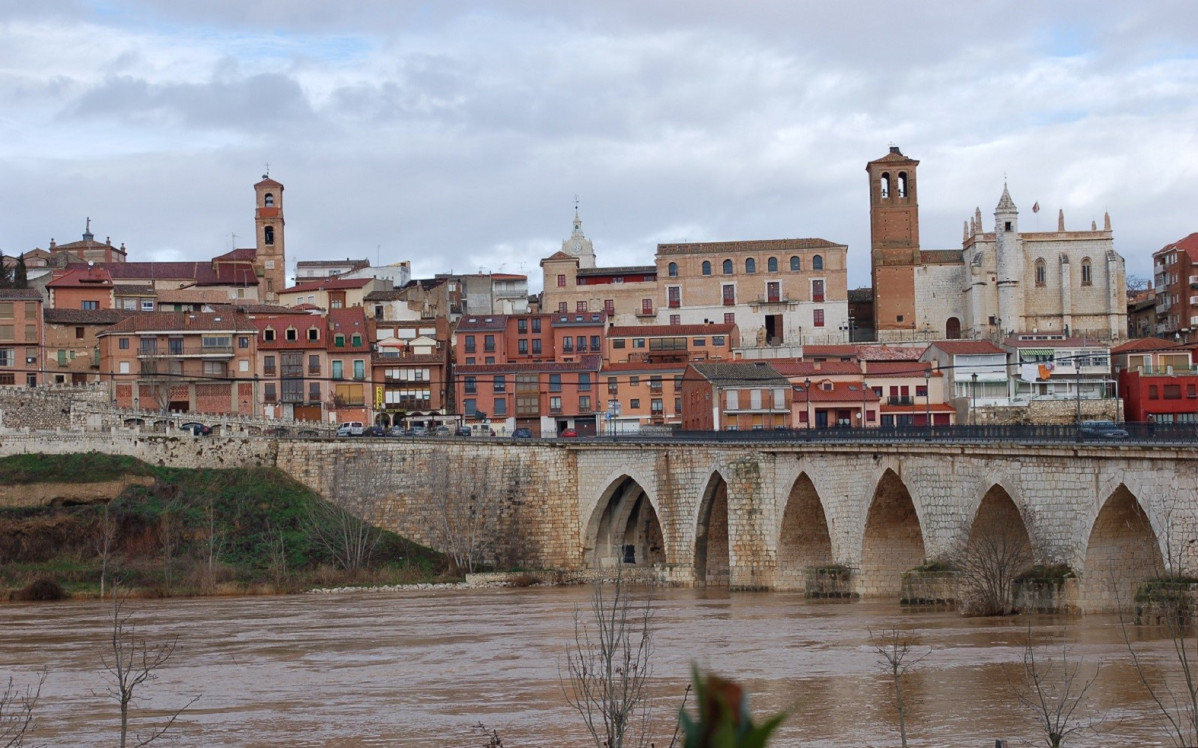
[1,586,1190,746]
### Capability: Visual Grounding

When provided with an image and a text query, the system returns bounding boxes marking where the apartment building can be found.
[1152,233,1198,343]
[0,290,43,387]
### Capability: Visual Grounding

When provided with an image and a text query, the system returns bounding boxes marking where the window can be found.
[557,274,566,288]
[203,361,226,377]
[726,390,739,409]
[668,262,678,277]
[812,255,823,271]
[604,299,614,315]
[494,398,507,416]
[264,383,277,402]
[579,396,591,412]
[722,259,733,275]
[629,376,640,387]
[767,257,778,273]
[264,328,275,342]
[465,336,476,353]
[353,359,365,380]
[670,314,681,325]
[264,193,275,207]
[576,335,586,352]
[307,327,319,341]
[590,335,600,350]
[576,301,587,312]
[651,398,663,414]
[309,354,320,374]
[702,261,712,276]
[813,309,825,327]
[334,334,345,347]
[139,338,157,355]
[767,281,781,303]
[630,398,640,409]
[119,337,129,350]
[745,258,756,274]
[264,226,274,245]
[562,336,574,353]
[141,299,155,312]
[81,301,98,310]
[608,377,619,394]
[309,382,321,402]
[532,318,542,333]
[668,286,681,308]
[285,327,298,342]
[712,335,725,346]
[483,334,495,352]
[579,373,591,392]
[464,399,477,417]
[558,302,568,313]
[518,339,528,354]
[351,334,362,347]
[464,376,477,394]
[641,298,653,315]
[263,355,277,375]
[812,279,825,302]
[633,338,645,349]
[1081,258,1093,286]
[880,172,890,198]
[724,312,735,325]
[532,339,542,355]
[549,374,562,392]
[612,339,626,349]
[332,360,343,380]
[1035,259,1046,287]
[790,256,800,271]
[649,375,662,391]
[722,284,735,306]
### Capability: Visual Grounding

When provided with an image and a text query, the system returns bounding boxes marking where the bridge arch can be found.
[775,472,834,591]
[694,471,730,587]
[860,468,926,598]
[1081,483,1163,612]
[583,475,666,570]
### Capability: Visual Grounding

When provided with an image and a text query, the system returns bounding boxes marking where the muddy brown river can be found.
[1,586,1190,746]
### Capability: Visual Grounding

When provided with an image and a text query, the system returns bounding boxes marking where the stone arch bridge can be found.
[272,439,1198,613]
[2,432,1190,612]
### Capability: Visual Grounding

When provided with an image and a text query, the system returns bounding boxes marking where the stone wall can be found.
[0,384,108,430]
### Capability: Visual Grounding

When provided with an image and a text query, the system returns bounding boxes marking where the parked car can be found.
[336,421,365,437]
[1078,420,1128,439]
[433,425,452,436]
[409,426,428,437]
[180,422,212,436]
[455,426,472,437]
[560,428,579,438]
[512,428,533,439]
[362,425,387,437]
[386,426,407,437]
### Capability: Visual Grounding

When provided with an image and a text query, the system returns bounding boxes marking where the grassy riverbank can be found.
[0,453,448,600]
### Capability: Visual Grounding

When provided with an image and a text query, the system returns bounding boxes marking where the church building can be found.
[868,146,1126,342]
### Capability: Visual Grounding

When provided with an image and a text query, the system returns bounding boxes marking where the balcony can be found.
[748,295,797,309]
[887,396,915,406]
[138,343,234,358]
[1191,276,1198,287]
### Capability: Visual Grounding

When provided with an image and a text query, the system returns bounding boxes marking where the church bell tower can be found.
[866,146,921,337]
[254,175,286,303]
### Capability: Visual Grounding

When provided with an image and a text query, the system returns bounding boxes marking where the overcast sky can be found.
[1,1,1195,293]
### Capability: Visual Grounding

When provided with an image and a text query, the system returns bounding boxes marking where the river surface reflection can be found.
[1,586,1188,746]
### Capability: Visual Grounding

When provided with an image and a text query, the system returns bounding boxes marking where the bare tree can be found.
[428,454,505,575]
[306,498,382,572]
[202,495,226,591]
[100,589,198,747]
[1011,622,1099,747]
[954,520,1033,617]
[159,509,179,592]
[564,569,654,748]
[1,670,44,748]
[871,628,927,748]
[94,502,117,598]
[265,519,289,589]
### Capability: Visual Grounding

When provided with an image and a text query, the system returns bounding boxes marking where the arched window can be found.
[1035,259,1046,287]
[790,256,801,271]
[880,172,890,199]
[812,255,823,271]
[702,260,712,276]
[722,259,733,275]
[264,226,274,245]
[745,258,756,274]
[1081,258,1093,286]
[668,262,678,277]
[264,193,275,207]
[767,257,778,273]
[897,172,908,198]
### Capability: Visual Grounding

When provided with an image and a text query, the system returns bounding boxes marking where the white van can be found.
[336,421,364,437]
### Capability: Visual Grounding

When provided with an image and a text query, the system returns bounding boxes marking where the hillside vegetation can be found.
[0,452,446,599]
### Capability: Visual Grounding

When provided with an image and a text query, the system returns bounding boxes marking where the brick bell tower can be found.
[867,146,921,337]
[254,175,285,303]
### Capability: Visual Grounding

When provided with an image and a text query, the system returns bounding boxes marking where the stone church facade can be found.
[869,146,1126,342]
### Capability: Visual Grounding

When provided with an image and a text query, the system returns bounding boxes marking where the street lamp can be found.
[1075,357,1082,441]
[924,368,931,438]
[971,372,978,427]
[804,377,812,437]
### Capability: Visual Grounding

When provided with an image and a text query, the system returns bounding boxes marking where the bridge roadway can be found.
[3,431,1194,612]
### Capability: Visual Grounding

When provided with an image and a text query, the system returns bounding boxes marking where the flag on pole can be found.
[1032,201,1040,213]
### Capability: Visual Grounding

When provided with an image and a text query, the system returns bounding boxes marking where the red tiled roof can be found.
[773,360,862,376]
[280,277,373,293]
[455,314,509,332]
[64,261,259,287]
[866,361,936,377]
[1110,338,1188,353]
[928,340,1006,356]
[797,380,877,403]
[540,251,577,263]
[99,312,255,334]
[213,248,258,262]
[608,323,736,338]
[255,177,283,189]
[44,308,133,325]
[1157,233,1198,263]
[48,267,113,288]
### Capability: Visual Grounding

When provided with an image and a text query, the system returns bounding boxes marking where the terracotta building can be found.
[254,313,329,423]
[1112,338,1198,424]
[46,266,115,310]
[1152,233,1198,343]
[0,289,44,387]
[43,308,133,385]
[373,317,453,429]
[100,312,259,415]
[681,361,792,431]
